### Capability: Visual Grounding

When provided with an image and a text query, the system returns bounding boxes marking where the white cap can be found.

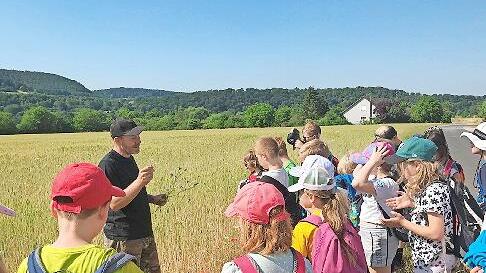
[289,155,335,178]
[288,166,336,192]
[461,122,486,151]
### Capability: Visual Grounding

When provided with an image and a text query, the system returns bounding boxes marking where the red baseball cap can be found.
[224,182,289,224]
[51,163,125,214]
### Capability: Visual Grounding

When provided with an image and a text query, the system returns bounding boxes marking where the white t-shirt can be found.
[262,169,289,188]
[359,176,399,225]
[221,250,313,273]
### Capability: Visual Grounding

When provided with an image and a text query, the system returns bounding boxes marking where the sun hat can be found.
[110,118,143,138]
[384,136,438,164]
[289,155,335,178]
[288,166,336,193]
[350,141,396,165]
[224,182,289,224]
[0,203,15,217]
[461,122,486,151]
[51,163,125,214]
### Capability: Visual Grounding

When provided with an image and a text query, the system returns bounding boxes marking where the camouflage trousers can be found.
[104,236,161,273]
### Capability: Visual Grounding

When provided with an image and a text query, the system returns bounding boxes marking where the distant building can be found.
[343,98,376,124]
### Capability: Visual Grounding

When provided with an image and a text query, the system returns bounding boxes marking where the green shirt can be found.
[283,159,298,186]
[17,244,143,273]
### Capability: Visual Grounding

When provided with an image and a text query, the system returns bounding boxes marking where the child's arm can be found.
[382,211,445,241]
[352,146,389,195]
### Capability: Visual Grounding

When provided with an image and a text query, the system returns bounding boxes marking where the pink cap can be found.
[350,141,396,165]
[224,182,289,224]
[51,163,125,214]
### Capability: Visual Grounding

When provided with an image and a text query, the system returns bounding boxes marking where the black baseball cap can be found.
[110,119,143,138]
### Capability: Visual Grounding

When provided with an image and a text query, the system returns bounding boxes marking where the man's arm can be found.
[110,166,154,211]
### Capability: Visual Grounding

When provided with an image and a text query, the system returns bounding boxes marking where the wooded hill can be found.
[0,69,484,117]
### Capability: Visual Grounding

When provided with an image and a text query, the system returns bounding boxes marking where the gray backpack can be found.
[26,247,137,273]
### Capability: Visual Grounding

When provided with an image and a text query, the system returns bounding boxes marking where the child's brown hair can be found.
[274,136,289,157]
[243,150,261,172]
[240,206,292,255]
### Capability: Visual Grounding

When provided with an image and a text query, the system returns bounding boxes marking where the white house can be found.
[343,98,376,124]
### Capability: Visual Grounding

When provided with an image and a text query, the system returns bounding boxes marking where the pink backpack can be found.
[302,215,367,273]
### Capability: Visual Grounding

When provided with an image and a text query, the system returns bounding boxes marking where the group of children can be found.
[223,121,486,273]
[1,121,486,273]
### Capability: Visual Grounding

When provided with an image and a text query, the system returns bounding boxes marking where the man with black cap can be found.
[99,118,166,273]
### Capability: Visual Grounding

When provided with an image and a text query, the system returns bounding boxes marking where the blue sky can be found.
[0,1,485,95]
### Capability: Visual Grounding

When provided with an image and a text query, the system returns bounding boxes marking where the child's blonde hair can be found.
[337,153,357,174]
[254,137,279,160]
[243,150,261,172]
[306,189,355,264]
[240,206,292,255]
[299,139,330,161]
[399,160,440,199]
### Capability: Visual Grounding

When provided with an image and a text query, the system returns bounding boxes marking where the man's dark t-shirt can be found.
[99,150,153,240]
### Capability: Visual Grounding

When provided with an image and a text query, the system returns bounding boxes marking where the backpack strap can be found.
[444,158,454,178]
[291,248,306,273]
[233,255,260,273]
[27,248,47,273]
[94,252,137,273]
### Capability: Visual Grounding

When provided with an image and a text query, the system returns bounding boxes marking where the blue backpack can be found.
[27,247,137,273]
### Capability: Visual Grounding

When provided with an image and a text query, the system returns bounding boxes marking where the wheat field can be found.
[0,124,432,273]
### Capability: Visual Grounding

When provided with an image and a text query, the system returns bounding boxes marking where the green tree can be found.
[302,87,329,120]
[274,105,292,127]
[0,111,17,134]
[17,106,59,133]
[478,100,486,119]
[174,107,209,130]
[318,106,349,126]
[53,111,74,133]
[410,96,444,123]
[141,115,176,131]
[73,108,109,132]
[225,112,245,128]
[116,107,137,119]
[243,103,274,127]
[203,112,231,129]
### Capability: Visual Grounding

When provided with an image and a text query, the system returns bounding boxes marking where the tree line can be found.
[1,87,485,135]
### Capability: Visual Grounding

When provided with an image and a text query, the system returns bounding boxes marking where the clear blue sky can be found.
[1,1,485,95]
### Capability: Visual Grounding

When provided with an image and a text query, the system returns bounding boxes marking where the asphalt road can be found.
[442,125,481,195]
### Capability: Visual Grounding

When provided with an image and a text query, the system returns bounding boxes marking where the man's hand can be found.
[137,166,154,186]
[149,193,168,207]
[386,191,414,210]
[381,211,405,228]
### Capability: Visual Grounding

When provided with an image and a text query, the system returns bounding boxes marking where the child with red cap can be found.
[221,182,313,273]
[16,163,143,273]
